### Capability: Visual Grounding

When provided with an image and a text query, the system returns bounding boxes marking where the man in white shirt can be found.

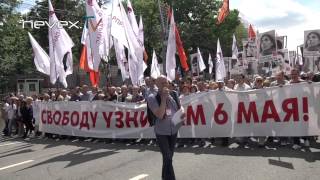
[234,75,252,146]
[3,97,18,136]
[234,74,252,91]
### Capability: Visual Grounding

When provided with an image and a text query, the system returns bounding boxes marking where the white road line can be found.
[0,160,34,171]
[0,142,21,147]
[129,174,149,180]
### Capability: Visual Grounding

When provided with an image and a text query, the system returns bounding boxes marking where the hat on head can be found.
[10,96,19,101]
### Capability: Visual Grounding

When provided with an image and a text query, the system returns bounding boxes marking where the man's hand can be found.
[161,87,170,102]
[180,112,186,121]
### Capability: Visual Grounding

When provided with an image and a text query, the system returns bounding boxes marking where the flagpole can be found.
[106,1,114,86]
[49,19,59,89]
[157,0,167,75]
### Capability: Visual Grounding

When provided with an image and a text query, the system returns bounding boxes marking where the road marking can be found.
[129,174,149,180]
[0,160,34,171]
[0,142,21,147]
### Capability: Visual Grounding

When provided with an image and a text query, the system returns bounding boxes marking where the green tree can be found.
[0,0,34,92]
[27,0,85,62]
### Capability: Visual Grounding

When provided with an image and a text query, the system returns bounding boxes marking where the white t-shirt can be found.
[234,83,252,91]
[4,103,17,120]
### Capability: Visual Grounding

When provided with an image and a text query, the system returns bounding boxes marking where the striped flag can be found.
[216,0,229,25]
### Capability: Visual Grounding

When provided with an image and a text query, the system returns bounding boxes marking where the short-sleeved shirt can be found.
[234,83,252,91]
[270,80,289,87]
[146,93,179,135]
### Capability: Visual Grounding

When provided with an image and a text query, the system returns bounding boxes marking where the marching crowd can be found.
[1,68,320,149]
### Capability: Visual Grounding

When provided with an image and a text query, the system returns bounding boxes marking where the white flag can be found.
[85,0,108,71]
[138,16,148,73]
[151,50,161,79]
[138,16,144,47]
[127,0,139,36]
[114,38,130,81]
[216,38,226,81]
[197,48,206,72]
[80,22,95,71]
[296,45,304,65]
[119,1,145,85]
[111,0,129,48]
[48,0,74,88]
[232,34,239,60]
[127,1,147,75]
[208,54,213,74]
[28,32,50,75]
[101,0,113,60]
[166,11,176,82]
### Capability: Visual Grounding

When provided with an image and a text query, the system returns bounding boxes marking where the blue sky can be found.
[19,0,320,50]
[17,0,36,14]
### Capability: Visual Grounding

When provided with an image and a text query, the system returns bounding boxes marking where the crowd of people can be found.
[1,68,320,149]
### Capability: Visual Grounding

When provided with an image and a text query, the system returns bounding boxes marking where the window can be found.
[19,84,24,91]
[29,84,36,92]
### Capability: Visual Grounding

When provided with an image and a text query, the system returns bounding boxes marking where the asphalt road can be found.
[0,135,320,180]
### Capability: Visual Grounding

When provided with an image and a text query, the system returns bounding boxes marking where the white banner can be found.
[34,83,320,138]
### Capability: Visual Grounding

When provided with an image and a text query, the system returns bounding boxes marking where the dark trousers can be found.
[23,120,34,138]
[156,134,177,180]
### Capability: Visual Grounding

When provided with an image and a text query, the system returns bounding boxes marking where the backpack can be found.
[147,91,181,126]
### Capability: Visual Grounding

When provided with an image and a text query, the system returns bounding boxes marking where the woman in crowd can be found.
[260,33,276,56]
[21,97,34,138]
[305,31,320,51]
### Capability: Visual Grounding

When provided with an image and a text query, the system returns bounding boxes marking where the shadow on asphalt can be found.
[1,135,320,169]
[0,149,34,159]
[18,146,118,171]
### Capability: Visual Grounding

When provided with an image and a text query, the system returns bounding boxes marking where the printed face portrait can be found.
[276,36,285,50]
[259,31,276,57]
[246,43,256,57]
[192,57,198,73]
[305,31,320,51]
[260,35,275,52]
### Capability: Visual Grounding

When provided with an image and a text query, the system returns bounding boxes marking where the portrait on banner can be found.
[258,30,277,62]
[190,53,199,76]
[243,39,258,61]
[304,29,320,57]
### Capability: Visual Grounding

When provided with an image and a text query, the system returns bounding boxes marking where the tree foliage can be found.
[0,0,244,91]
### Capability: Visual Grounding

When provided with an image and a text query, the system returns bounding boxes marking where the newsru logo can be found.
[20,20,81,29]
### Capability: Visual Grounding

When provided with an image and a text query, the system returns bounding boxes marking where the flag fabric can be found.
[175,26,189,71]
[118,0,144,85]
[150,50,161,79]
[127,1,147,75]
[166,11,177,82]
[79,46,100,87]
[232,34,239,60]
[216,39,226,81]
[248,24,256,39]
[114,38,130,81]
[197,48,206,72]
[48,0,74,88]
[85,0,108,71]
[127,0,139,36]
[216,0,229,25]
[111,0,129,48]
[208,54,213,74]
[101,0,113,60]
[80,22,100,87]
[28,32,50,75]
[296,45,304,65]
[139,16,148,62]
[168,8,189,71]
